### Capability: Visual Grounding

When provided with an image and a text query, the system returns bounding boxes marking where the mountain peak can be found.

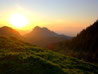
[34,26,41,29]
[25,26,71,38]
[33,26,41,30]
[33,26,49,31]
[24,26,71,47]
[32,26,50,34]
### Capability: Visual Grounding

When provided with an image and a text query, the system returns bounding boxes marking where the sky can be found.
[0,0,98,36]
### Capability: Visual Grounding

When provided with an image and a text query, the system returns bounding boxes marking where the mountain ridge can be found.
[26,26,71,38]
[24,26,71,47]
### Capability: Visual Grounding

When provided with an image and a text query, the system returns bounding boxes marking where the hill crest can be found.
[0,26,21,38]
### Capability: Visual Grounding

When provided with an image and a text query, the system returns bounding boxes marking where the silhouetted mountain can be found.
[0,26,21,38]
[24,26,71,47]
[53,20,98,63]
[26,26,70,38]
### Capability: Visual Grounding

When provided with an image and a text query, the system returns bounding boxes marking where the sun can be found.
[9,13,29,28]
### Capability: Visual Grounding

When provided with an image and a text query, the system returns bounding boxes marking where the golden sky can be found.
[0,0,97,36]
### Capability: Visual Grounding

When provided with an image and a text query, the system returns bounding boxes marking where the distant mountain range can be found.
[0,26,71,47]
[24,26,71,47]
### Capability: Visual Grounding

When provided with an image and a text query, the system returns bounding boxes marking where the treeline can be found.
[53,20,98,63]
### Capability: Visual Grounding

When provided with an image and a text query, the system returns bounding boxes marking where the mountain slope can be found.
[24,26,71,47]
[53,20,98,63]
[0,26,21,38]
[71,20,98,62]
[0,36,98,74]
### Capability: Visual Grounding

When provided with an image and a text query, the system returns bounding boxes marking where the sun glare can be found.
[10,14,29,28]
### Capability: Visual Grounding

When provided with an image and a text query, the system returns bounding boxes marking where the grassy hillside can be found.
[0,36,98,74]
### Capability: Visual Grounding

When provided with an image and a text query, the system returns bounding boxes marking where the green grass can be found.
[0,36,98,74]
